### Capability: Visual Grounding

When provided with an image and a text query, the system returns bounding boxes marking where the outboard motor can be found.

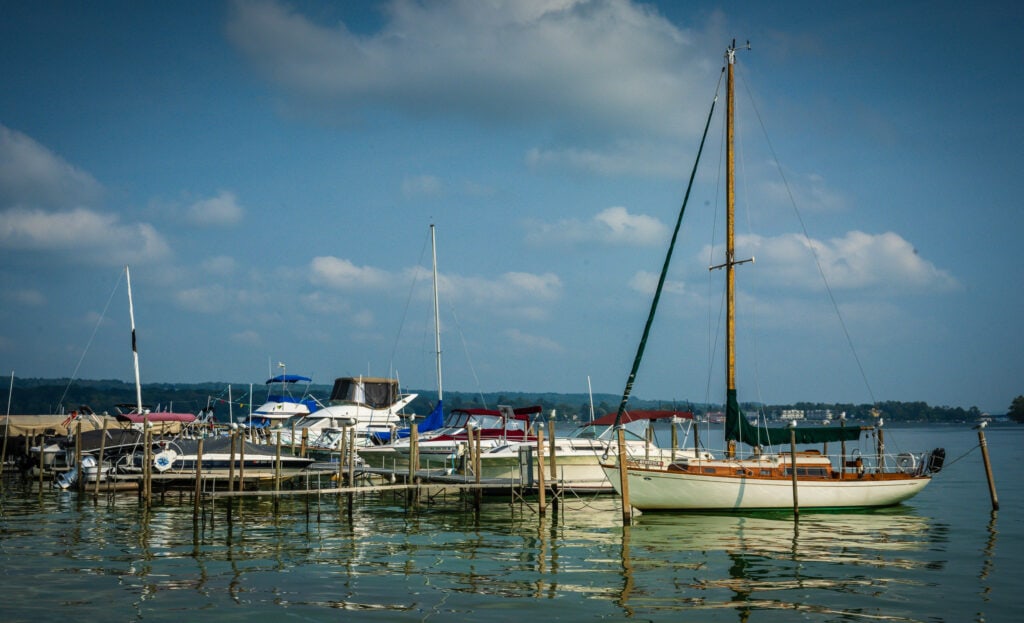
[926,447,946,474]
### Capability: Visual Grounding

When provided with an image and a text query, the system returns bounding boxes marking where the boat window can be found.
[468,414,503,429]
[702,467,716,474]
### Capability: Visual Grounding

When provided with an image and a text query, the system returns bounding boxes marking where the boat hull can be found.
[602,464,931,511]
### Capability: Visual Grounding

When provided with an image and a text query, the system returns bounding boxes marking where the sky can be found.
[1,0,1021,414]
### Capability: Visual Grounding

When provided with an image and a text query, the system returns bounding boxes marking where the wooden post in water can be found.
[238,432,246,489]
[977,423,999,511]
[536,424,546,517]
[474,425,482,510]
[671,422,678,463]
[37,433,44,492]
[409,424,419,487]
[789,422,799,519]
[75,422,83,493]
[347,428,356,488]
[275,431,282,502]
[616,427,631,526]
[193,437,204,521]
[464,425,475,479]
[143,427,152,506]
[94,418,109,498]
[840,415,847,480]
[342,430,350,489]
[227,430,236,493]
[301,427,308,458]
[548,419,558,511]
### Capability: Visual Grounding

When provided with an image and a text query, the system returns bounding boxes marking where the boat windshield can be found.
[467,414,504,429]
[568,421,648,442]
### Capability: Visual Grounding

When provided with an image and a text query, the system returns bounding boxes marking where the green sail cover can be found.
[724,389,861,447]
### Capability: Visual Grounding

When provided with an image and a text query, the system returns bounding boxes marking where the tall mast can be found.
[726,43,737,400]
[722,40,753,454]
[125,265,144,417]
[431,224,443,402]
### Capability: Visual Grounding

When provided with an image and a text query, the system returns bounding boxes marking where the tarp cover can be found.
[724,389,861,447]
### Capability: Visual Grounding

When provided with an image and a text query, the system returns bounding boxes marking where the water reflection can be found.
[0,485,990,622]
[612,506,938,620]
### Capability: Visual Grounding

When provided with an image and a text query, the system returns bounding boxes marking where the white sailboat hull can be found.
[602,464,932,511]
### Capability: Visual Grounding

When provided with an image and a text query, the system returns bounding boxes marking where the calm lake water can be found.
[1,426,1019,622]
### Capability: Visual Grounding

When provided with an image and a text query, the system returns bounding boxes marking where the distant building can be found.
[805,409,834,422]
[780,409,804,421]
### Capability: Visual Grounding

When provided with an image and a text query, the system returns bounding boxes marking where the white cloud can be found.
[0,124,103,209]
[708,230,959,292]
[503,328,564,353]
[526,206,667,246]
[0,207,170,265]
[226,0,713,141]
[310,256,393,289]
[401,174,443,198]
[186,190,244,226]
[200,255,237,276]
[628,270,685,295]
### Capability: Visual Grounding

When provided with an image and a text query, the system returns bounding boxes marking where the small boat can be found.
[247,372,320,428]
[601,42,943,512]
[479,409,698,492]
[393,405,542,461]
[283,376,418,448]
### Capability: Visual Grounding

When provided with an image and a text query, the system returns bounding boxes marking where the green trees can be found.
[1009,396,1024,423]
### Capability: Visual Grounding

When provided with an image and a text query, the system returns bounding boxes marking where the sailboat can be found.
[601,42,944,511]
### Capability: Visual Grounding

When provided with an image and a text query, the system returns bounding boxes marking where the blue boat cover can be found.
[266,374,313,384]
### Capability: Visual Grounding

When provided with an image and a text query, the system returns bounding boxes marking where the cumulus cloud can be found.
[0,124,103,208]
[186,190,244,226]
[526,206,667,246]
[226,0,714,144]
[0,207,170,265]
[0,125,171,265]
[310,256,393,289]
[709,230,959,292]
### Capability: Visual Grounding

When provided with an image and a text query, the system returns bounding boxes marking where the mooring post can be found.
[548,417,558,511]
[616,427,631,526]
[94,418,108,498]
[789,421,799,520]
[193,436,204,522]
[275,431,282,510]
[671,421,678,463]
[347,427,356,488]
[977,422,999,511]
[342,430,350,489]
[75,422,83,493]
[536,423,546,517]
[474,424,482,510]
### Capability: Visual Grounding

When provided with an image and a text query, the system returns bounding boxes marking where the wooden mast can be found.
[723,41,752,457]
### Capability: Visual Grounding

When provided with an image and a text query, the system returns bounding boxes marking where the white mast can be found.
[431,224,443,402]
[125,265,144,417]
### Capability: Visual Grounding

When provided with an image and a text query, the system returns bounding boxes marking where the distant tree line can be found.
[3,378,1010,425]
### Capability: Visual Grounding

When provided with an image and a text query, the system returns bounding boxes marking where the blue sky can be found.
[1,1,1020,413]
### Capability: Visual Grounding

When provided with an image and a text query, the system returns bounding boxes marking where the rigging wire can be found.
[739,76,877,406]
[58,268,125,411]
